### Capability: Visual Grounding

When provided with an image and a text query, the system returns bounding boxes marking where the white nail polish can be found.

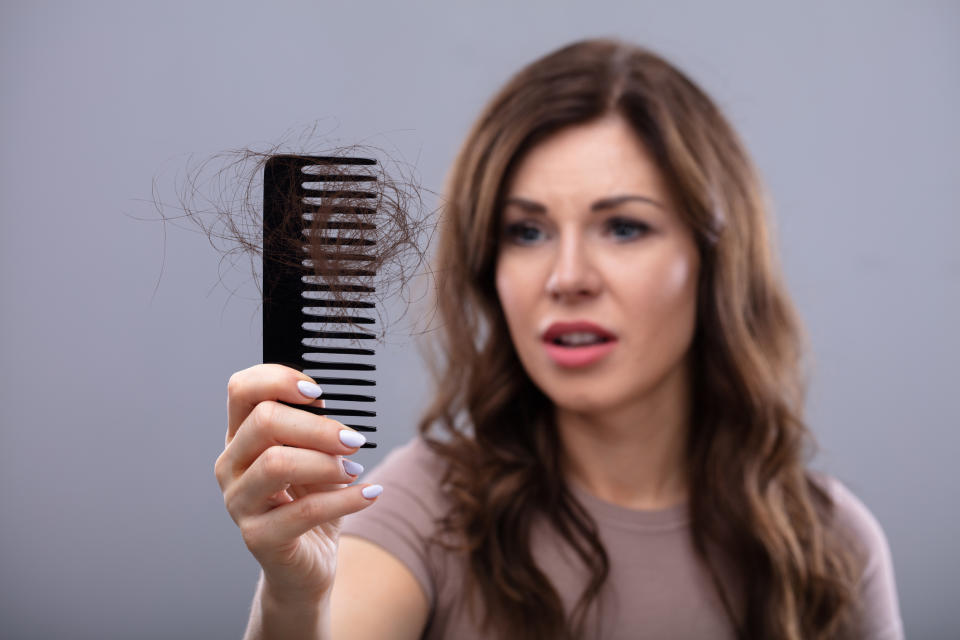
[297,380,323,398]
[361,485,383,499]
[339,430,366,448]
[342,459,364,476]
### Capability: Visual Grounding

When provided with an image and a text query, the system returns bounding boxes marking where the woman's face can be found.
[495,113,700,417]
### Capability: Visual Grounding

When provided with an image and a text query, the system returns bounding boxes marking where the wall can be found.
[1,1,956,637]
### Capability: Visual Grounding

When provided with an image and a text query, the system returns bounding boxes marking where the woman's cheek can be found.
[666,252,697,293]
[495,264,513,315]
[640,249,698,310]
[495,261,527,332]
[650,252,700,355]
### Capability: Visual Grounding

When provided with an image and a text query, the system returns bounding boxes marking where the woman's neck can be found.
[555,362,691,511]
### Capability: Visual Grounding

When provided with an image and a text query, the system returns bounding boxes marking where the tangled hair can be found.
[150,135,434,336]
[417,38,862,639]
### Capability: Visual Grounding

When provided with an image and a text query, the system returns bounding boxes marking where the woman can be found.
[216,39,903,639]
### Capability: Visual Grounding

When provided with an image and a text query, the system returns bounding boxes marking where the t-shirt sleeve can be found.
[339,436,449,608]
[824,476,905,640]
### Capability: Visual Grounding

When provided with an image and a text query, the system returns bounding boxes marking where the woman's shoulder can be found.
[810,471,891,560]
[810,471,905,639]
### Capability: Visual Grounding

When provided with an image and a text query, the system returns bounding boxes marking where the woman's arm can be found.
[330,536,430,640]
[242,571,332,640]
[241,536,429,640]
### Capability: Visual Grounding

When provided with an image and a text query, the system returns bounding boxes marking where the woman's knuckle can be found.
[296,495,327,523]
[239,518,265,549]
[227,372,244,397]
[222,492,239,522]
[260,445,294,479]
[213,453,229,489]
[254,400,282,429]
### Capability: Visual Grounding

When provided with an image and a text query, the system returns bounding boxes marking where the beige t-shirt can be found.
[340,436,903,639]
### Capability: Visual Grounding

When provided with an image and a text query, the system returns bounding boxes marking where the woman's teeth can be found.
[555,332,606,346]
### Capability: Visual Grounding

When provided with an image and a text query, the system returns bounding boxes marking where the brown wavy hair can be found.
[417,38,862,639]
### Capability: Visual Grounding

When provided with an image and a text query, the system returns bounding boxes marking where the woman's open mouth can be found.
[541,322,618,368]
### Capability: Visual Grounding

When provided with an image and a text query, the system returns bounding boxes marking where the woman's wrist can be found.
[261,573,331,608]
[247,573,332,640]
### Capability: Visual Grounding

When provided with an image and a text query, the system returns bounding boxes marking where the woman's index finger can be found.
[226,363,324,444]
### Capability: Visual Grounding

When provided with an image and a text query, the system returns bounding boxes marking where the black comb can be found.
[262,155,379,448]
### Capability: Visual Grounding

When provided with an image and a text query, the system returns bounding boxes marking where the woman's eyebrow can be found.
[503,194,666,213]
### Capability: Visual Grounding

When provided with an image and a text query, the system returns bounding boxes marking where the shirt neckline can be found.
[567,476,691,532]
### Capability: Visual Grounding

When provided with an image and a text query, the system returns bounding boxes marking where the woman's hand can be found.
[215,363,382,605]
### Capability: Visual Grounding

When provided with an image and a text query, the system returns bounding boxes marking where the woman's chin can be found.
[543,386,628,417]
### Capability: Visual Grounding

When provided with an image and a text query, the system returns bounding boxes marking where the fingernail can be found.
[361,484,383,499]
[339,429,366,448]
[342,459,364,476]
[297,380,323,398]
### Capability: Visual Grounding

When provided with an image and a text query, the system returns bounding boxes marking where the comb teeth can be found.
[263,155,379,447]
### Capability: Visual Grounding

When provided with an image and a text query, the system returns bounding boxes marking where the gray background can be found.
[1,1,957,638]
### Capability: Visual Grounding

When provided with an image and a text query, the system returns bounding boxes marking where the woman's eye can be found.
[606,217,650,240]
[504,222,546,245]
[503,218,648,245]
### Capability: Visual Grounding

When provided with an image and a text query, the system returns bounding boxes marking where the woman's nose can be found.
[545,232,602,301]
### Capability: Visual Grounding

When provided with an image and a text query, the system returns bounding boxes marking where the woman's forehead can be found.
[503,114,670,204]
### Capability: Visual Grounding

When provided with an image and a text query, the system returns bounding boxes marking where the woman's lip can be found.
[544,340,617,368]
[541,320,617,342]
